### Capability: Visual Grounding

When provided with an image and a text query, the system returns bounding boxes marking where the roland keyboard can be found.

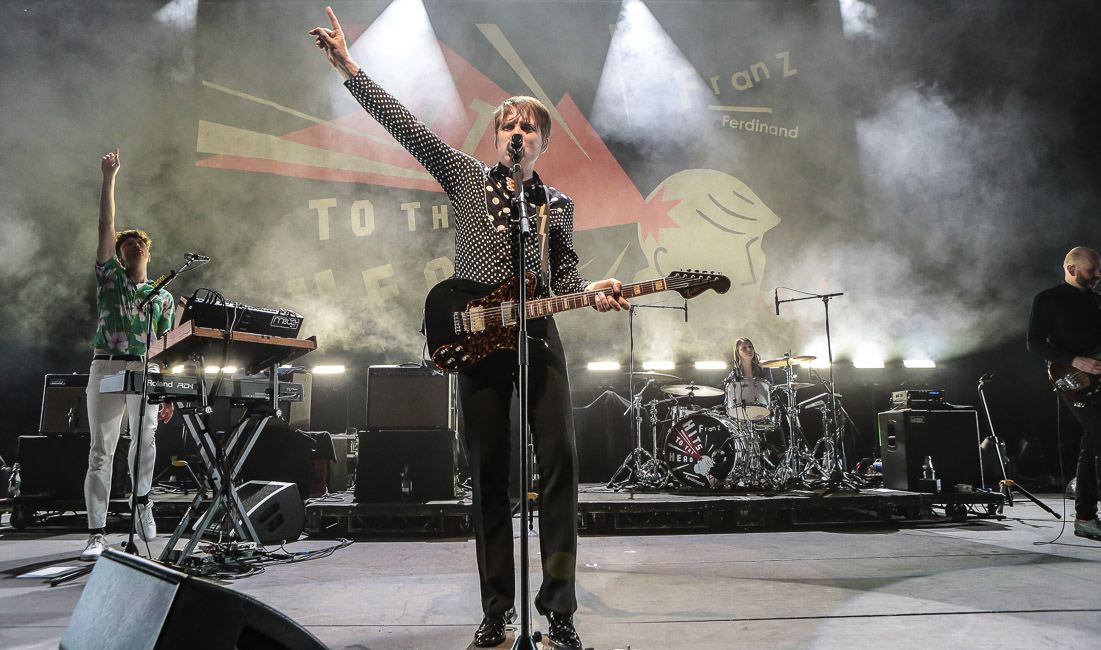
[99,371,303,403]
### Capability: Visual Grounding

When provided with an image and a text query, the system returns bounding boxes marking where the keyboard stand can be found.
[155,363,293,568]
[159,397,274,566]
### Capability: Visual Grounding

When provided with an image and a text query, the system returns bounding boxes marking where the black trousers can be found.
[458,318,579,617]
[1064,397,1101,520]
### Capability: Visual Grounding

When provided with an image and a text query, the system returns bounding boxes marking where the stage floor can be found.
[1,491,1099,649]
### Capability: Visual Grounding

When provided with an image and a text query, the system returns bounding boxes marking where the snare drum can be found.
[725,377,772,422]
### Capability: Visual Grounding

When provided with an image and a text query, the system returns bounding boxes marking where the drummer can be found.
[729,337,773,383]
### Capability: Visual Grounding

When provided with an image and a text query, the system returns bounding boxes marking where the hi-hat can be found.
[760,355,816,368]
[660,383,723,397]
[626,370,682,380]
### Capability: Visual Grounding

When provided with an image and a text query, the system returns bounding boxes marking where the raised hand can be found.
[101,148,120,178]
[308,6,359,80]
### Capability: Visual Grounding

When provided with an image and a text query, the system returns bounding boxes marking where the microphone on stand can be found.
[185,252,210,262]
[775,288,780,316]
[507,133,524,164]
[684,299,689,322]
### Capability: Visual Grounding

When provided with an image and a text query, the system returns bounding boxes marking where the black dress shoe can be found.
[544,610,582,649]
[473,607,516,647]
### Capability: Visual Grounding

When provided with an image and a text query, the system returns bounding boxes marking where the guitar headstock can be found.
[668,270,731,298]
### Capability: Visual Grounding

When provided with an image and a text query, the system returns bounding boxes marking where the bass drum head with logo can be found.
[661,412,744,489]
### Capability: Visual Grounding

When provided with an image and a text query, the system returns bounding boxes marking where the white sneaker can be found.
[135,501,157,542]
[80,534,108,561]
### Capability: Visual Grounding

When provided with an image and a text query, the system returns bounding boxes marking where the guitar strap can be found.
[537,204,550,290]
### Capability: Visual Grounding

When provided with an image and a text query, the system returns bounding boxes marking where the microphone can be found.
[774,288,780,316]
[507,133,524,164]
[185,252,210,262]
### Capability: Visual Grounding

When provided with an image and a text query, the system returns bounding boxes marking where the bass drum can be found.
[661,412,749,489]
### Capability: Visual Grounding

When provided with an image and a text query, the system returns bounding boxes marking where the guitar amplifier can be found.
[177,295,303,338]
[366,365,455,430]
[878,409,983,492]
[41,374,90,434]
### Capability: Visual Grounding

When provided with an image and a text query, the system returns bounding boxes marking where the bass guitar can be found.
[1048,346,1101,407]
[425,270,730,372]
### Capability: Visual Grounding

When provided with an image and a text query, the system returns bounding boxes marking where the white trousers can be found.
[84,358,159,529]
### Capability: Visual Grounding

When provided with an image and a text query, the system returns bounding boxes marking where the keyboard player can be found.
[81,148,176,562]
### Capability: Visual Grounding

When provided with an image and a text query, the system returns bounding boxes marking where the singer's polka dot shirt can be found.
[345,71,587,297]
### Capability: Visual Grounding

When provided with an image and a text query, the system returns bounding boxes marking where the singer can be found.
[1027,246,1101,541]
[310,8,627,648]
[80,148,175,562]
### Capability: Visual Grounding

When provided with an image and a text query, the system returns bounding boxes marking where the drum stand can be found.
[767,361,814,488]
[607,303,683,490]
[607,378,667,489]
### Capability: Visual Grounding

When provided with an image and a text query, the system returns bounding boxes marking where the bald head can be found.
[1064,246,1101,290]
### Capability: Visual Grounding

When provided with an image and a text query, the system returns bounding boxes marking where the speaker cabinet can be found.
[355,429,458,502]
[15,434,126,499]
[40,374,90,433]
[878,409,983,492]
[235,480,305,544]
[61,549,325,650]
[366,365,455,430]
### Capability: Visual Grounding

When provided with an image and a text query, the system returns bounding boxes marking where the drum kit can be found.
[609,354,853,491]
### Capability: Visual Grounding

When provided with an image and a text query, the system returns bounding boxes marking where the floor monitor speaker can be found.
[60,549,325,650]
[236,480,305,544]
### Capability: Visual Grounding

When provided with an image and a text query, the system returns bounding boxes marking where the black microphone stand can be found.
[977,374,1059,518]
[776,288,856,489]
[51,255,199,587]
[509,146,541,650]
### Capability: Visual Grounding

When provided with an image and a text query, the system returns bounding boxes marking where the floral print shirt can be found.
[92,256,174,355]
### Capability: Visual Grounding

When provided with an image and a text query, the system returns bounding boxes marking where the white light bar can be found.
[852,358,885,369]
[313,365,346,374]
[642,361,674,371]
[694,361,727,370]
[587,361,621,371]
[903,359,936,368]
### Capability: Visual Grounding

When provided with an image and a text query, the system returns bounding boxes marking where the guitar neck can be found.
[526,278,671,318]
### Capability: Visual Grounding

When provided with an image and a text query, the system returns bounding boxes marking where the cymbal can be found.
[773,382,815,391]
[760,355,816,368]
[625,370,682,380]
[660,383,724,397]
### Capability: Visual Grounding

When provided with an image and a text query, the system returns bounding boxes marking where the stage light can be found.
[643,361,675,370]
[313,365,346,374]
[695,361,727,370]
[852,357,885,369]
[171,364,185,374]
[202,366,237,374]
[903,359,936,368]
[807,359,831,369]
[587,361,621,371]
